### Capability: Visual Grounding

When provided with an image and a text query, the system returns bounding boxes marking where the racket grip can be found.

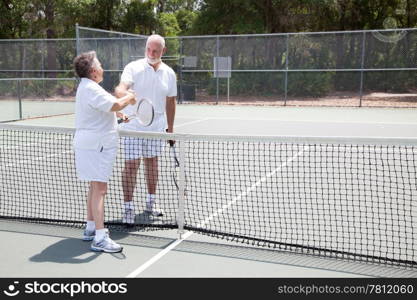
[117,118,123,124]
[166,129,175,146]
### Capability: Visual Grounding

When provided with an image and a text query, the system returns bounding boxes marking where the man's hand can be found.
[115,82,131,98]
[166,129,175,146]
[126,90,136,105]
[116,112,130,123]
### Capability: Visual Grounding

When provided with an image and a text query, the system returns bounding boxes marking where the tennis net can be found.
[1,124,416,267]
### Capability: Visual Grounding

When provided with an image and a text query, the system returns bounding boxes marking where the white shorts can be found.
[74,147,117,182]
[122,137,165,160]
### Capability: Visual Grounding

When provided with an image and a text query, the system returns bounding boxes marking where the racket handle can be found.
[117,118,123,124]
[166,129,175,146]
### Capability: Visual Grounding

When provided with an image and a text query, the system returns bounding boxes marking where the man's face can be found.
[146,40,165,64]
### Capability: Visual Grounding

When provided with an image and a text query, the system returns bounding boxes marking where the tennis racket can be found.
[118,97,154,126]
[170,142,187,195]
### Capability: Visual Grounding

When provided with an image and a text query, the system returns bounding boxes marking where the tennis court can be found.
[1,105,417,278]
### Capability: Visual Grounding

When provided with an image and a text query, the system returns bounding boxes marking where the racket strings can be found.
[136,101,154,126]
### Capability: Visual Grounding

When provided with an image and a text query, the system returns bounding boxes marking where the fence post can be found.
[118,33,123,72]
[178,37,183,104]
[216,36,219,104]
[75,23,80,55]
[41,40,46,101]
[284,33,289,106]
[359,31,366,107]
[18,80,22,120]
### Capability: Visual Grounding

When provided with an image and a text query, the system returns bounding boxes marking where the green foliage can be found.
[122,0,157,35]
[1,0,417,100]
[158,12,181,36]
[175,9,198,35]
[193,0,417,35]
[191,0,264,34]
[0,79,77,99]
[288,72,332,97]
[1,0,416,39]
[205,72,332,97]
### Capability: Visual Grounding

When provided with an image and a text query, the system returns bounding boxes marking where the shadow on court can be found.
[2,220,416,278]
[29,238,104,264]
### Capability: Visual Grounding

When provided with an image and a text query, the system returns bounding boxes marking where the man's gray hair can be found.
[146,34,165,48]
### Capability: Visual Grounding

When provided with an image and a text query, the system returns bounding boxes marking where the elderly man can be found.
[115,34,177,223]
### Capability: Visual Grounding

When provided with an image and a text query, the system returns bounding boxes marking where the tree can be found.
[157,12,181,36]
[191,0,263,34]
[175,9,197,35]
[122,0,157,35]
[155,0,199,13]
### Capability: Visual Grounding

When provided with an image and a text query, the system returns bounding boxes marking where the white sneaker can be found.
[91,230,123,253]
[145,202,164,217]
[122,209,135,224]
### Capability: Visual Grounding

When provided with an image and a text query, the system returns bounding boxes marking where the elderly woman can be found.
[73,51,136,253]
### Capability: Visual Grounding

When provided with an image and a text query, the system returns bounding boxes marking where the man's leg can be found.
[121,159,140,224]
[144,156,164,216]
[122,159,141,202]
[144,157,158,195]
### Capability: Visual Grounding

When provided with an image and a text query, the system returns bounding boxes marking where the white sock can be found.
[146,194,156,204]
[95,229,107,242]
[86,220,95,231]
[124,201,134,211]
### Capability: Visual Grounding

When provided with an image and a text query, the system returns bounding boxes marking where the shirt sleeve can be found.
[167,71,177,97]
[120,63,134,86]
[88,86,117,112]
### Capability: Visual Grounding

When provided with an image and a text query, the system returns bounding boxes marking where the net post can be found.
[176,140,186,239]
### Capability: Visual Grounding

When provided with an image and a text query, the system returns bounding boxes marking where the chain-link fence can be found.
[0,77,77,122]
[76,26,417,107]
[0,38,76,79]
[1,25,416,111]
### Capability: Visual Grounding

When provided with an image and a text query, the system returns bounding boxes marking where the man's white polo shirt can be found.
[119,58,177,132]
[73,78,118,150]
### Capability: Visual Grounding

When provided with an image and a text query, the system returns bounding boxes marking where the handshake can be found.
[116,89,136,123]
[125,89,136,105]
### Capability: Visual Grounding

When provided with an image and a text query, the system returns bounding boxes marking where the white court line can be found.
[175,117,417,126]
[174,118,211,128]
[125,146,309,278]
[1,151,72,168]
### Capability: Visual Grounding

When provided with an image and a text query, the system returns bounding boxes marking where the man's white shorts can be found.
[122,137,164,160]
[74,147,117,183]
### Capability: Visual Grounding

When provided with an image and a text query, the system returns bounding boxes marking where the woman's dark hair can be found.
[73,51,97,78]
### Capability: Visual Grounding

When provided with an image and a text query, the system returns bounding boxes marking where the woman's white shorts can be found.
[75,147,117,183]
